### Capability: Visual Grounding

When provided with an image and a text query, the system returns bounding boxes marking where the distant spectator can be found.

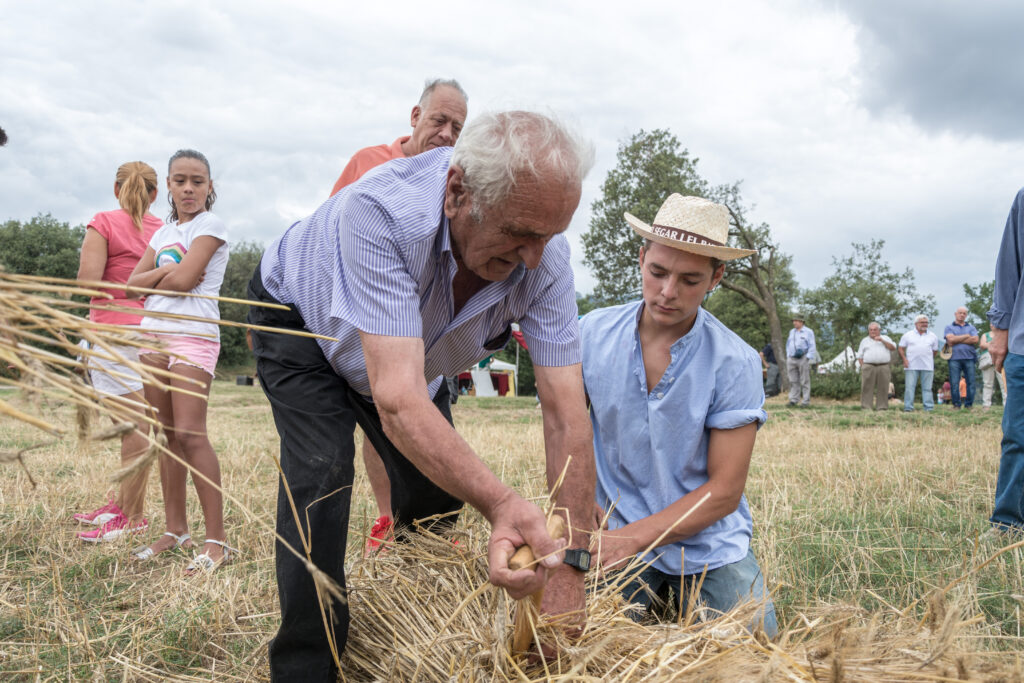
[786,314,817,407]
[0,126,7,146]
[987,186,1024,536]
[856,322,896,410]
[978,329,1006,409]
[898,315,939,412]
[760,342,780,397]
[938,381,951,404]
[944,306,979,409]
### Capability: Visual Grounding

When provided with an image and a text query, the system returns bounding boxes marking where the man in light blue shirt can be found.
[988,186,1024,536]
[786,314,817,406]
[580,194,777,637]
[249,112,598,680]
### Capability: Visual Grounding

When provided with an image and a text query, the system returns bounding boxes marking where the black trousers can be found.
[247,266,462,682]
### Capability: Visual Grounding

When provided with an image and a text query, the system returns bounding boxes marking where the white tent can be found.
[467,358,518,397]
[817,346,858,374]
[489,359,516,373]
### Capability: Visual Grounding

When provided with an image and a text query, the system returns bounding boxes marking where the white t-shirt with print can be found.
[141,212,230,341]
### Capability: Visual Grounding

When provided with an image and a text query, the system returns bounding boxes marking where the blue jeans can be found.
[992,353,1024,532]
[903,369,934,411]
[616,549,778,638]
[948,358,976,407]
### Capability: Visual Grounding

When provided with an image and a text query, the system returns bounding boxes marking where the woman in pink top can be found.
[74,161,162,543]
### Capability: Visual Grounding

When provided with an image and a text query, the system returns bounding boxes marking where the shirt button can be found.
[656,392,664,399]
[668,377,675,382]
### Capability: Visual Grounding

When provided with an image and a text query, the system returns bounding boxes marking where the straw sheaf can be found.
[341,529,997,682]
[625,193,755,260]
[0,270,345,628]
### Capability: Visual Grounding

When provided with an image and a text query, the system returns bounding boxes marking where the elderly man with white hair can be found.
[248,111,597,680]
[898,315,940,412]
[856,322,896,410]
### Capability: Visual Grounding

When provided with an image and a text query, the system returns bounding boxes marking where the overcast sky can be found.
[3,0,1022,331]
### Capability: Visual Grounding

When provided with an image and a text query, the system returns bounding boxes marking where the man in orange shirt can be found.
[329,78,468,196]
[329,79,468,552]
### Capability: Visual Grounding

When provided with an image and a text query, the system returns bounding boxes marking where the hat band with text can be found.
[650,223,724,247]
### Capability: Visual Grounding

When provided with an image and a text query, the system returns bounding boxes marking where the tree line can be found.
[3,134,995,393]
[579,129,991,393]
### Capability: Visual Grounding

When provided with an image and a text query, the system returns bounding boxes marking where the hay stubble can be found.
[2,389,1024,679]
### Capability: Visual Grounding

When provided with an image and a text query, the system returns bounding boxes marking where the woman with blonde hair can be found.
[74,161,161,542]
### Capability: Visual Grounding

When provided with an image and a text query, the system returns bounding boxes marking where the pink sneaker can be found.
[79,515,149,543]
[365,515,393,555]
[73,499,123,526]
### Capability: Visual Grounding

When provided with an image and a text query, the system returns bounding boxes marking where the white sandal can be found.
[185,539,238,574]
[131,531,191,561]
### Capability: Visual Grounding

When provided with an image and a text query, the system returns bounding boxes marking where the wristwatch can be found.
[563,548,592,572]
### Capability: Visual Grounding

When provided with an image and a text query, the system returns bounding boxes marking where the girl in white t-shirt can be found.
[126,149,233,573]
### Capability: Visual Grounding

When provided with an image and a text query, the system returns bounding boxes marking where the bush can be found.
[217,241,264,371]
[811,369,861,399]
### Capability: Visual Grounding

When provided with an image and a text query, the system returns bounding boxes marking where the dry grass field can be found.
[2,382,1023,680]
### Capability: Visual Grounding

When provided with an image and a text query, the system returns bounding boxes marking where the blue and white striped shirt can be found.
[260,147,581,398]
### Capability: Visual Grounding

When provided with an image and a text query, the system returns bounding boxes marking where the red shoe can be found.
[73,498,123,526]
[365,515,393,555]
[79,514,148,542]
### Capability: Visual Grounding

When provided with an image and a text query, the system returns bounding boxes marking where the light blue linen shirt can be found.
[989,187,1024,354]
[580,303,767,576]
[786,326,817,362]
[259,147,581,398]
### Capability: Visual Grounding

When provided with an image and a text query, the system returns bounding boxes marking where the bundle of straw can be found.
[341,523,1013,682]
[0,270,346,609]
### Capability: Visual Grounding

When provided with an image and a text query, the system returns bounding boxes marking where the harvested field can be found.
[2,382,1024,680]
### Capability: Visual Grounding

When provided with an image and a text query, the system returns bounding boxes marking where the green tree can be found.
[576,292,599,317]
[581,129,709,305]
[217,241,265,369]
[709,182,799,385]
[580,130,797,389]
[963,280,995,331]
[0,214,86,278]
[803,240,937,359]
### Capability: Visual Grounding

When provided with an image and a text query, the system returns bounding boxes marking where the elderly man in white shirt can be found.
[898,315,940,412]
[856,321,896,410]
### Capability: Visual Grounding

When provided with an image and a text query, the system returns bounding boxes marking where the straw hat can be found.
[625,194,755,260]
[940,342,953,360]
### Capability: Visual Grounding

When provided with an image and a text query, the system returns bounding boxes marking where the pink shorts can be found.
[138,334,220,377]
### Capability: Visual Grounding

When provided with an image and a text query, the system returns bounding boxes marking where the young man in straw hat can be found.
[580,193,777,636]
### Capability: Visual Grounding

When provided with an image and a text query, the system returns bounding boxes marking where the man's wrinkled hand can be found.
[992,328,1009,372]
[487,493,566,600]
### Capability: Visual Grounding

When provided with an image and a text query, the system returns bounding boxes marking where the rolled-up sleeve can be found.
[707,351,768,431]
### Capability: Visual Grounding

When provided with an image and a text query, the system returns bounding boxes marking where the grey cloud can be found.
[838,0,1024,140]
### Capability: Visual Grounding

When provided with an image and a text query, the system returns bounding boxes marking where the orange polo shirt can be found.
[329,136,410,197]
